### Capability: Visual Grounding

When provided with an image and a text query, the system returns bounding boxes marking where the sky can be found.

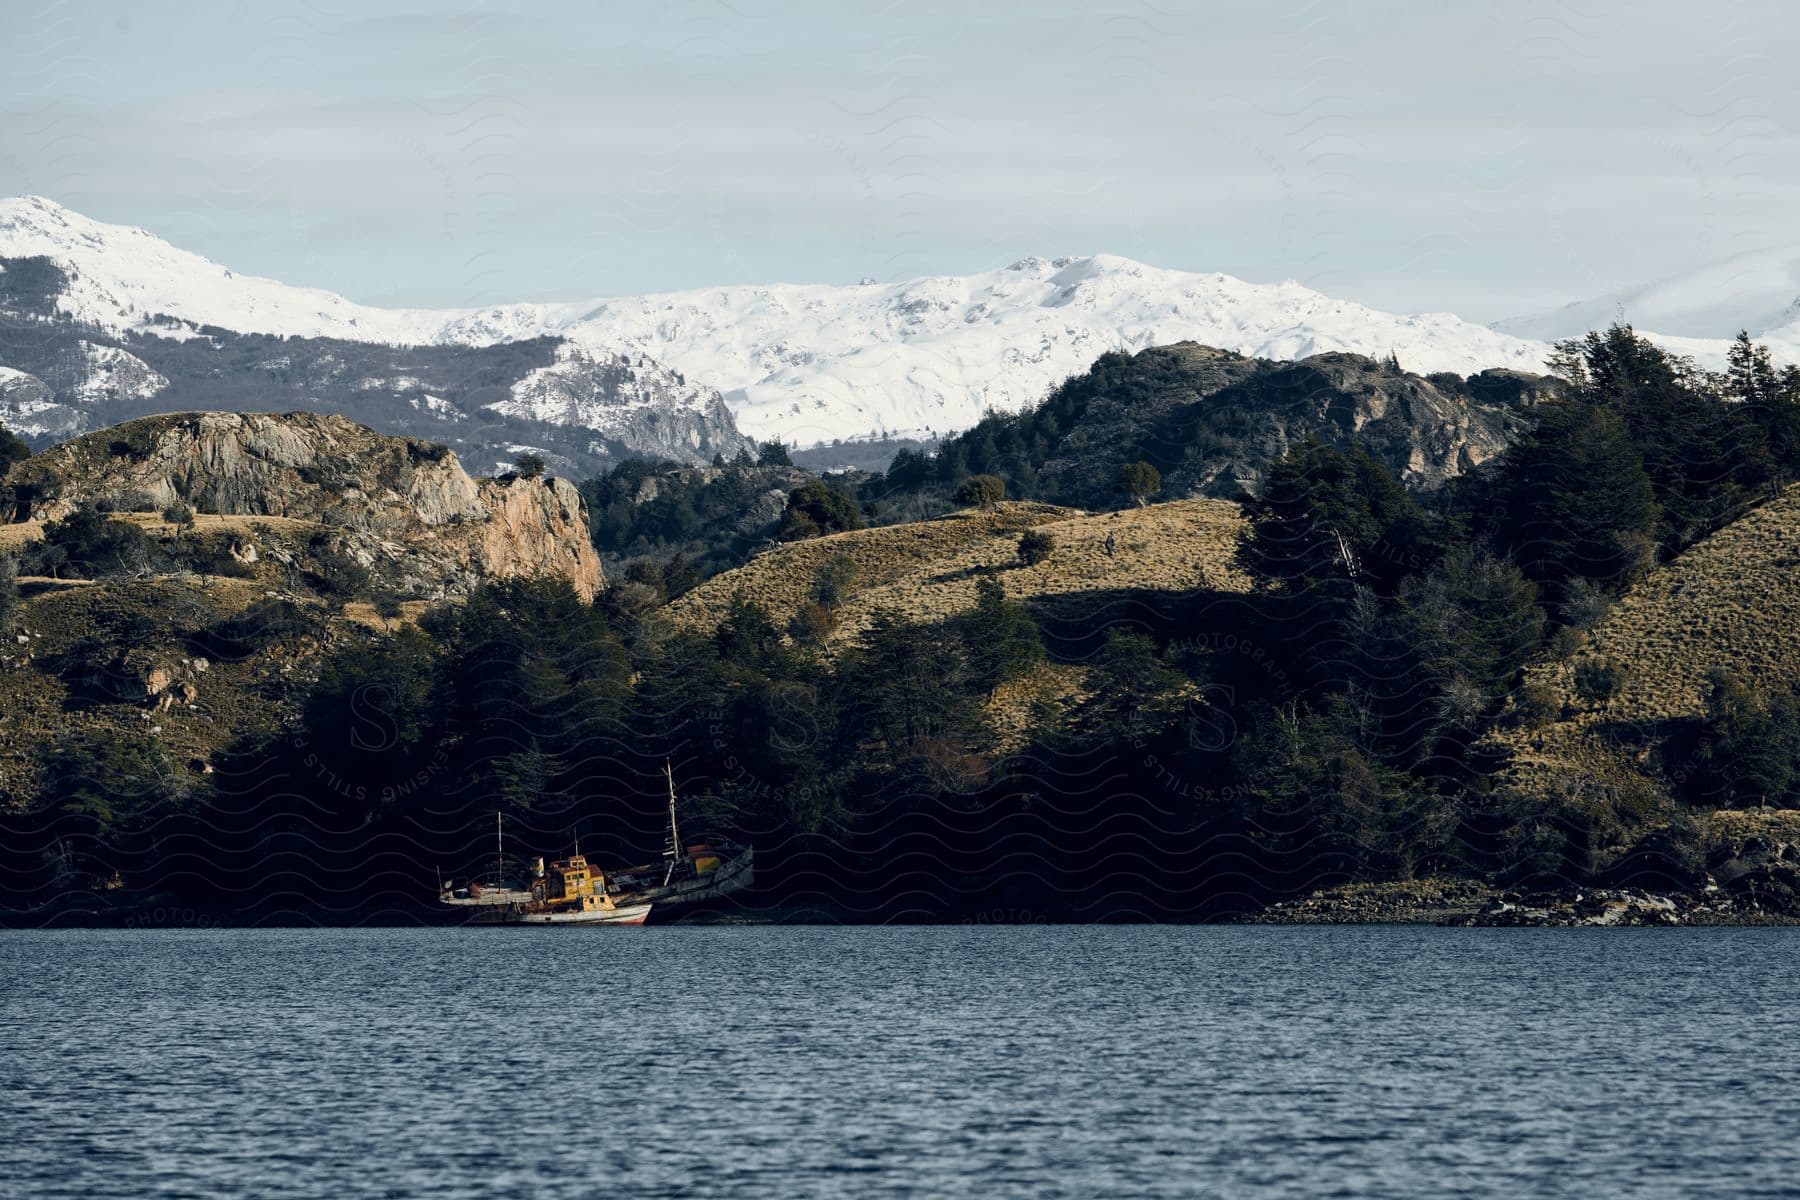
[4,0,1796,322]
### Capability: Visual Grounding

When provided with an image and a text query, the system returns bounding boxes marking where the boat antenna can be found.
[496,809,503,886]
[663,760,681,885]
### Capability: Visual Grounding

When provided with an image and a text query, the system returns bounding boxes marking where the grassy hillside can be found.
[1492,481,1800,815]
[0,575,338,802]
[669,498,1252,646]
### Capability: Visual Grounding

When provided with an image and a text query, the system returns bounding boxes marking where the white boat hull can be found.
[511,902,653,926]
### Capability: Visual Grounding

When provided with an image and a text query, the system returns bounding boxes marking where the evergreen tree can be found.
[1116,461,1161,506]
[886,447,931,490]
[1689,670,1800,808]
[1241,440,1435,599]
[778,480,863,541]
[957,577,1043,691]
[845,609,983,757]
[1486,399,1657,617]
[954,474,1005,510]
[1016,528,1054,566]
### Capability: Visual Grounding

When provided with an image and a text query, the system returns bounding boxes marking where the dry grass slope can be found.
[668,499,1251,646]
[1493,483,1800,815]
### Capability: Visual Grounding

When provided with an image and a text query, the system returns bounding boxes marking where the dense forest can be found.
[5,326,1800,921]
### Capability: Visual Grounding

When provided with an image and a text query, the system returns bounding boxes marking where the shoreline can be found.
[7,885,1800,929]
[1244,878,1800,928]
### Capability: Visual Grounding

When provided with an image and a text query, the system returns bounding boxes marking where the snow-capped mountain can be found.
[0,195,454,344]
[17,195,1800,451]
[475,255,1562,446]
[3,195,1567,447]
[0,197,753,467]
[1492,248,1800,364]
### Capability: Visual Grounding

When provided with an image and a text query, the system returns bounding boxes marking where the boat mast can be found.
[496,810,503,885]
[663,761,681,885]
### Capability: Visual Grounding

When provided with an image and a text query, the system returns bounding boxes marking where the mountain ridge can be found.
[3,196,1561,447]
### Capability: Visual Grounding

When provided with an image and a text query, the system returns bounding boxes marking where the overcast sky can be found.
[4,0,1795,321]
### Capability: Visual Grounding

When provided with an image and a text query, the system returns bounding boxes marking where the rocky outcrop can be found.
[475,473,604,598]
[14,411,604,598]
[1248,872,1800,926]
[1032,343,1553,503]
[490,344,754,464]
[0,365,79,439]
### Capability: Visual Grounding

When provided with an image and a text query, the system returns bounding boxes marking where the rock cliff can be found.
[488,344,755,463]
[11,410,604,598]
[1029,343,1558,504]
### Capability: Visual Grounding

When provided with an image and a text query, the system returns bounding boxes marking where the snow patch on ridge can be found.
[49,194,1800,446]
[65,341,167,403]
[489,342,720,434]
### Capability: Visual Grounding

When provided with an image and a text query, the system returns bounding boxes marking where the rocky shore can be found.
[1249,875,1800,927]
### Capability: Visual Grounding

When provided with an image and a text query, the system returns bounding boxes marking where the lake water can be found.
[3,926,1797,1198]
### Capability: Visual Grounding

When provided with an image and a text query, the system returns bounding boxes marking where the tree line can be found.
[6,326,1800,919]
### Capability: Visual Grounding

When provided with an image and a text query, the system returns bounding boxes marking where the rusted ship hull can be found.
[611,844,755,912]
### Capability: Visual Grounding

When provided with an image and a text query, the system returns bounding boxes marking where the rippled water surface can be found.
[3,927,1797,1198]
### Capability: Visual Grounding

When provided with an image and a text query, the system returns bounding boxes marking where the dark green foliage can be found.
[1480,399,1656,615]
[0,422,29,479]
[300,625,444,807]
[0,555,17,636]
[1241,440,1436,598]
[32,730,184,884]
[1682,670,1800,809]
[1080,629,1189,745]
[885,447,931,490]
[514,453,547,479]
[1473,325,1795,625]
[162,500,195,527]
[1229,700,1449,880]
[1571,656,1624,707]
[955,474,1005,509]
[714,592,787,673]
[843,610,984,759]
[306,540,372,599]
[193,598,322,660]
[1116,460,1161,505]
[1726,332,1800,488]
[757,439,793,467]
[1395,550,1546,762]
[621,552,703,602]
[1017,528,1054,566]
[957,577,1043,691]
[21,509,158,579]
[778,480,862,541]
[922,349,1145,501]
[579,459,811,578]
[811,554,858,609]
